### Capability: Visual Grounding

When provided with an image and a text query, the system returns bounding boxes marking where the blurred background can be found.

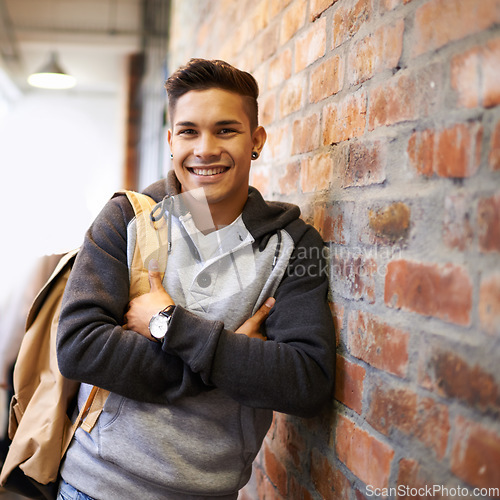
[0,0,170,303]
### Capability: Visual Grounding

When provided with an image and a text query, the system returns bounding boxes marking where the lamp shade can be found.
[28,52,76,90]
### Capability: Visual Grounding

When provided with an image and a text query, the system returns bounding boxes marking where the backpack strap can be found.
[75,190,169,438]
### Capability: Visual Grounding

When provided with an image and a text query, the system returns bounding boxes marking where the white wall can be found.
[0,87,125,305]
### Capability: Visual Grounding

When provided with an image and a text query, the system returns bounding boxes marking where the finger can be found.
[148,259,163,291]
[250,297,276,327]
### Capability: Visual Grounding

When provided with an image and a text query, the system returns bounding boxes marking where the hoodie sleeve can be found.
[161,224,336,417]
[56,195,208,403]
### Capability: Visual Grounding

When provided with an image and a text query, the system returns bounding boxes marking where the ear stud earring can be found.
[170,154,173,159]
[251,151,259,160]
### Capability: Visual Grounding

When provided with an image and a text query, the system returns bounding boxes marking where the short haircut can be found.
[165,58,259,130]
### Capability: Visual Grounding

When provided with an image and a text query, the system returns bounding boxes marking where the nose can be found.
[194,133,221,160]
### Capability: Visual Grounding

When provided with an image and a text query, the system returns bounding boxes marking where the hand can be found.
[125,261,174,339]
[235,297,275,341]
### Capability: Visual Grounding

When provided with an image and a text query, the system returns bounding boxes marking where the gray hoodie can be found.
[57,171,335,499]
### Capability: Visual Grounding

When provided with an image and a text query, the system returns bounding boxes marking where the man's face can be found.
[168,88,266,219]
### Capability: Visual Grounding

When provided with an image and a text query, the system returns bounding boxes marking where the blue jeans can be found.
[57,480,96,500]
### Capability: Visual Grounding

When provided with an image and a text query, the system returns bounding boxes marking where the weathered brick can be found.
[335,414,394,490]
[451,415,500,490]
[479,274,500,336]
[280,0,307,45]
[273,414,306,470]
[266,124,290,161]
[443,193,474,250]
[289,475,314,500]
[260,91,276,126]
[332,253,376,302]
[381,0,414,11]
[310,54,345,103]
[313,201,354,244]
[292,113,320,154]
[490,120,500,171]
[367,384,450,459]
[335,354,365,414]
[412,0,500,58]
[268,49,292,90]
[264,444,288,497]
[478,192,500,253]
[330,302,344,346]
[418,345,500,413]
[332,0,372,49]
[279,73,306,118]
[278,161,300,195]
[311,0,337,20]
[369,68,441,130]
[270,0,293,19]
[250,167,271,198]
[310,449,351,499]
[255,465,285,500]
[385,260,473,325]
[323,90,367,144]
[343,140,386,187]
[368,202,410,243]
[348,19,404,85]
[407,123,482,178]
[451,45,480,109]
[300,152,332,193]
[348,311,409,377]
[295,16,326,72]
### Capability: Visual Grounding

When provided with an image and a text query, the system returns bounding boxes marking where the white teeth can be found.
[192,167,227,176]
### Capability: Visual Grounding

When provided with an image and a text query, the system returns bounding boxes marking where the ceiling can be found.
[0,0,145,93]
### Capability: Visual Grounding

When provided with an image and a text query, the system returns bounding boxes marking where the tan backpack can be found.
[0,190,168,499]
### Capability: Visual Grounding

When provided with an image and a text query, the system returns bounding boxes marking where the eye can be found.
[218,128,238,135]
[178,128,197,135]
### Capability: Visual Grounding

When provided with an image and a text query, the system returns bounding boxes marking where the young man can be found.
[56,58,335,500]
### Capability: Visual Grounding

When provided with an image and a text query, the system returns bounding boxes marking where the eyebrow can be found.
[175,119,244,127]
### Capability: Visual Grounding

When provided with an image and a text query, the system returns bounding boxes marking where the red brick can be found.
[412,0,500,58]
[270,0,293,18]
[479,274,500,336]
[347,311,409,377]
[443,193,474,250]
[250,167,270,198]
[279,73,306,118]
[332,0,372,49]
[348,20,404,85]
[343,140,386,187]
[310,449,351,499]
[260,92,276,126]
[451,46,481,109]
[451,415,500,490]
[300,152,332,192]
[255,466,285,500]
[369,68,441,130]
[478,192,500,253]
[322,90,367,144]
[268,49,292,90]
[280,0,307,45]
[264,445,288,497]
[330,302,344,346]
[418,346,500,413]
[292,113,320,154]
[367,384,450,459]
[266,124,290,161]
[289,475,314,500]
[396,459,433,499]
[295,16,326,72]
[490,120,500,171]
[335,414,394,490]
[335,354,365,413]
[385,260,472,325]
[408,123,482,178]
[310,54,345,103]
[255,26,280,66]
[278,161,300,195]
[435,122,482,178]
[368,202,410,244]
[483,38,500,108]
[311,0,337,20]
[332,254,377,303]
[272,414,306,469]
[313,201,354,244]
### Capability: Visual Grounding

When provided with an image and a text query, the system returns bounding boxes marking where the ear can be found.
[252,126,267,156]
[167,129,173,150]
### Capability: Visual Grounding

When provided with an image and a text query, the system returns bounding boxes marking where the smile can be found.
[188,167,229,176]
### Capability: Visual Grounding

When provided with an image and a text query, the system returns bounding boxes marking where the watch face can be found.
[149,313,171,340]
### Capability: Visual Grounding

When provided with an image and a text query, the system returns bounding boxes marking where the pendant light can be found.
[28,52,76,90]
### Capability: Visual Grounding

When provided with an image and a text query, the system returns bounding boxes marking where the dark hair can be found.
[165,58,260,130]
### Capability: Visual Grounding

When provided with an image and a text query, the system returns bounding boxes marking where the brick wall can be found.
[166,0,500,498]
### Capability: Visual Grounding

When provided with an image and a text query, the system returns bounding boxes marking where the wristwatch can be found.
[148,305,176,343]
